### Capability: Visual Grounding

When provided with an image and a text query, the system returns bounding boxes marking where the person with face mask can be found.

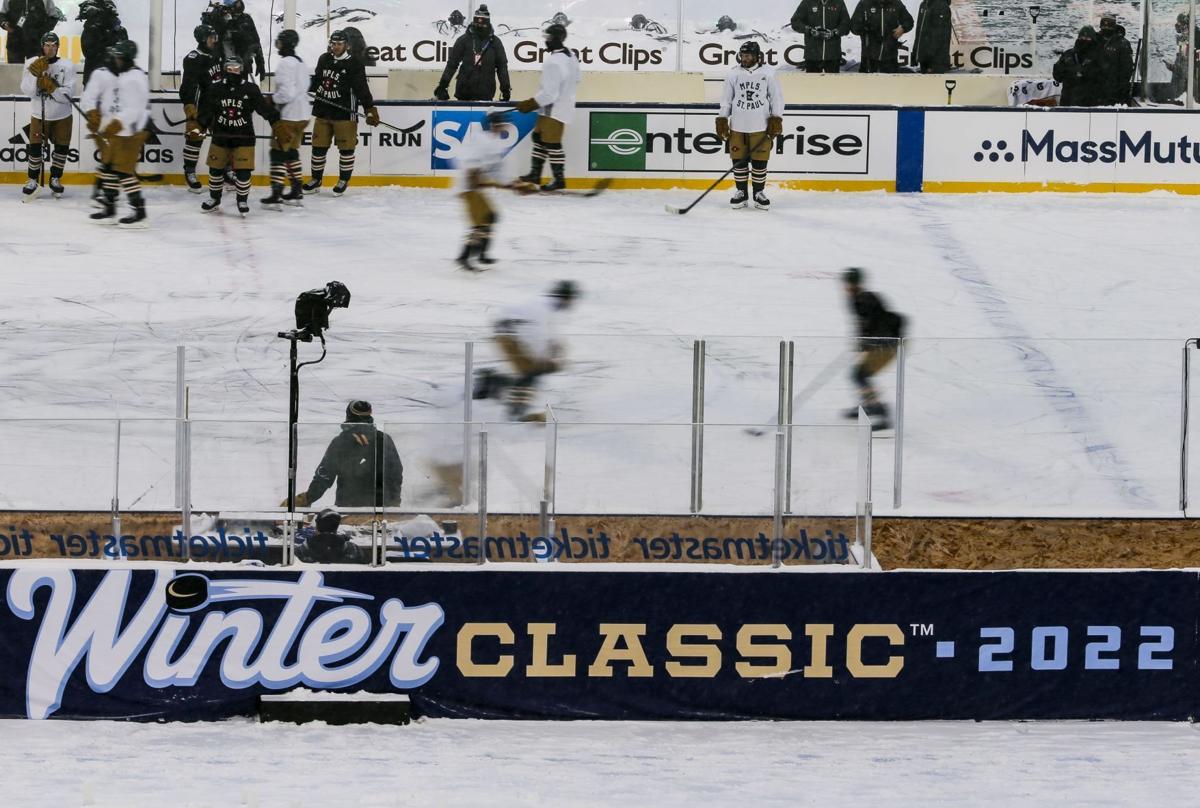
[513,23,580,192]
[434,5,511,102]
[1095,12,1133,105]
[849,0,913,73]
[1053,25,1105,107]
[911,0,952,74]
[76,0,125,83]
[790,0,852,74]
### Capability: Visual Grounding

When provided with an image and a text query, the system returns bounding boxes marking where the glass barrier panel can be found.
[188,419,289,512]
[554,422,693,514]
[0,420,116,511]
[117,419,182,512]
[699,422,779,515]
[475,420,549,562]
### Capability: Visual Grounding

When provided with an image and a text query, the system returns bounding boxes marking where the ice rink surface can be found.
[4,717,1198,807]
[3,186,1199,517]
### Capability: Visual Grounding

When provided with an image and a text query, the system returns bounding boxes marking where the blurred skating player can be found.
[454,110,511,272]
[197,57,280,216]
[513,22,580,192]
[486,280,579,421]
[19,32,75,202]
[262,29,312,208]
[305,29,379,196]
[716,41,784,210]
[179,24,221,192]
[841,268,905,430]
[85,40,150,228]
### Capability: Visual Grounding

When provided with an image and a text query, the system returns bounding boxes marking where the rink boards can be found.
[0,563,1196,721]
[1,98,1200,194]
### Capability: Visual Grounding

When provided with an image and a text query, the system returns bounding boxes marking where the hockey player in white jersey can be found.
[487,280,580,421]
[262,29,311,208]
[513,22,580,192]
[85,39,150,227]
[19,31,74,201]
[716,41,784,210]
[454,110,512,272]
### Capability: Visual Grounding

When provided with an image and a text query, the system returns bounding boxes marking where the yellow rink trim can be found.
[924,180,1200,195]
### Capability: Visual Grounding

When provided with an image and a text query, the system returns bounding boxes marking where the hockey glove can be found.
[514,98,539,113]
[102,119,123,136]
[434,85,450,101]
[821,27,836,39]
[85,109,102,133]
[184,103,198,120]
[186,119,204,138]
[806,26,820,37]
[365,106,380,126]
[715,116,730,140]
[767,116,783,137]
[37,75,58,93]
[28,56,49,78]
[279,491,311,508]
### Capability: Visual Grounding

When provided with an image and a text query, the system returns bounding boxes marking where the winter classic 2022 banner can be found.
[0,566,1195,721]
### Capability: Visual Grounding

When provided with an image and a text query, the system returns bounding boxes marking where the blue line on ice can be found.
[909,198,1152,508]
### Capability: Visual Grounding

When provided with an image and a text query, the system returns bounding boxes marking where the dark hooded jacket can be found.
[304,405,404,508]
[436,21,512,101]
[1053,26,1105,107]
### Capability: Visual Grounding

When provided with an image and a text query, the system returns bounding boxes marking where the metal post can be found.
[772,429,786,568]
[690,340,706,514]
[370,517,383,568]
[462,341,474,506]
[541,405,558,553]
[181,419,192,562]
[1143,0,1153,100]
[149,0,164,91]
[284,0,298,31]
[1189,0,1197,110]
[675,0,684,72]
[864,413,874,570]
[477,428,488,565]
[785,342,794,514]
[893,338,907,509]
[111,420,123,558]
[175,346,185,508]
[1181,339,1196,513]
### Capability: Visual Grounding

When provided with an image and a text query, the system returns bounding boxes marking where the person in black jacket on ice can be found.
[842,268,905,430]
[286,401,404,509]
[197,56,279,216]
[434,5,512,101]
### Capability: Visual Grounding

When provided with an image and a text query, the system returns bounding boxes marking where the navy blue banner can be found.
[0,567,1195,721]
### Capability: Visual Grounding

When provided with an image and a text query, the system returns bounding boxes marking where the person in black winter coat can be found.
[1,0,62,64]
[290,401,404,509]
[201,0,265,79]
[841,268,905,431]
[77,0,125,83]
[1053,26,1105,107]
[1095,13,1133,105]
[434,5,511,101]
[850,0,914,73]
[911,0,952,74]
[791,0,852,74]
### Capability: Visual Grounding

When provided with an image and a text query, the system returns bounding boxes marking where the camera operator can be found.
[434,5,511,102]
[296,509,365,565]
[1,0,64,65]
[201,0,265,80]
[791,0,851,74]
[284,401,404,509]
[1053,26,1104,107]
[849,0,913,73]
[911,0,952,74]
[77,0,126,83]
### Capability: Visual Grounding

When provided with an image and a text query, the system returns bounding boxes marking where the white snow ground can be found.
[2,187,1198,518]
[3,717,1198,807]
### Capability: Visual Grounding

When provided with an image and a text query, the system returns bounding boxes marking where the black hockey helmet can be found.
[276,28,300,51]
[40,31,60,47]
[549,279,579,305]
[329,29,349,45]
[739,40,763,65]
[842,267,865,286]
[194,23,217,44]
[716,15,737,32]
[107,39,137,64]
[544,22,568,49]
[315,508,342,535]
[223,56,244,75]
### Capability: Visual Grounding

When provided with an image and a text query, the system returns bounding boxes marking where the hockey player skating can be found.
[305,29,379,196]
[716,41,784,210]
[180,24,221,193]
[513,22,580,192]
[841,267,905,430]
[262,29,311,209]
[20,31,74,202]
[83,40,149,228]
[484,280,580,422]
[454,111,511,272]
[198,57,280,216]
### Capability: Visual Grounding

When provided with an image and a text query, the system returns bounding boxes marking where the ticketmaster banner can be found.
[0,566,1195,721]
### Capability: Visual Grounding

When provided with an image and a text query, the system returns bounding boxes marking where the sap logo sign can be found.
[6,569,444,719]
[431,109,537,169]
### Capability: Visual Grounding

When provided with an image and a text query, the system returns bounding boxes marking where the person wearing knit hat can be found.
[1095,12,1133,104]
[434,4,512,102]
[283,400,405,508]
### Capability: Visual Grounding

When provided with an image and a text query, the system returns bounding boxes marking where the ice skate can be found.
[184,171,204,193]
[119,202,148,229]
[331,179,349,197]
[302,177,323,194]
[729,188,748,209]
[49,177,65,198]
[237,198,250,217]
[261,186,284,210]
[201,195,222,213]
[753,190,771,210]
[21,180,41,203]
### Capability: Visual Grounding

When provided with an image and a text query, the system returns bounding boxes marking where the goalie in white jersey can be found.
[716,41,785,210]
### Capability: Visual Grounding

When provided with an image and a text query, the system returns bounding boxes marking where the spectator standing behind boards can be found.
[791,0,851,74]
[1053,26,1104,107]
[434,5,511,102]
[201,0,265,79]
[1165,13,1200,101]
[850,0,913,73]
[911,0,952,74]
[1095,12,1133,105]
[77,0,125,83]
[285,401,404,509]
[1,0,63,64]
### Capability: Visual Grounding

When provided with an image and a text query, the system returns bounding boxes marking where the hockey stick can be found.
[508,177,613,198]
[67,97,165,182]
[306,93,425,137]
[39,91,47,189]
[665,132,773,214]
[745,350,850,436]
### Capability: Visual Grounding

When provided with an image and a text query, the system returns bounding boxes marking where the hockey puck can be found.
[165,573,210,613]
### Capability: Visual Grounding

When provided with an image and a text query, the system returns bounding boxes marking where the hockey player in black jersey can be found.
[841,267,905,430]
[197,57,279,216]
[304,29,379,196]
[179,24,221,192]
